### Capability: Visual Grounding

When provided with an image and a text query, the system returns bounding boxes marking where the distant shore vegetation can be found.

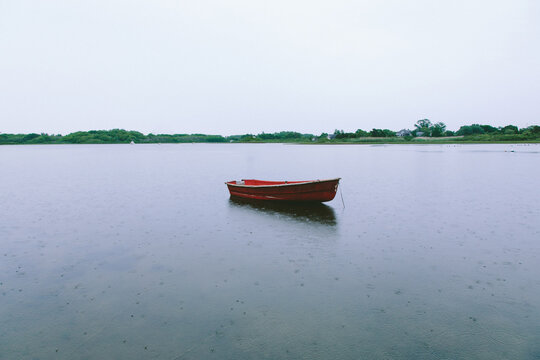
[1,120,539,145]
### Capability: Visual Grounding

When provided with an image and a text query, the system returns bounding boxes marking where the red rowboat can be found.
[225,178,340,202]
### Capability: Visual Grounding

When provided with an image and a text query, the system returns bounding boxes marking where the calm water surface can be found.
[1,144,539,359]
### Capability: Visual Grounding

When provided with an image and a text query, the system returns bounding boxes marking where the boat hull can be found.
[225,178,340,202]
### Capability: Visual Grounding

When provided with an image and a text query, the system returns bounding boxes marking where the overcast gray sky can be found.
[1,0,539,135]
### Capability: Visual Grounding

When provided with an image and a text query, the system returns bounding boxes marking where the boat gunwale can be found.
[225,178,341,189]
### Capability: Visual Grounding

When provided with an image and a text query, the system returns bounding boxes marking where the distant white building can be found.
[396,129,412,137]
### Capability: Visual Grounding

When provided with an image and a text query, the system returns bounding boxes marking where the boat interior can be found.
[229,179,312,186]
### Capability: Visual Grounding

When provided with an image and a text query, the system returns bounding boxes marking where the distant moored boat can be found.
[225,178,340,202]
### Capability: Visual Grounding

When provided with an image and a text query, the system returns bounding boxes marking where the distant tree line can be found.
[0,129,228,145]
[1,121,539,145]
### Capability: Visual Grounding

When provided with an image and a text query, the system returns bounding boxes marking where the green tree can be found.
[413,119,432,136]
[355,129,368,137]
[415,119,432,129]
[431,122,447,137]
[369,129,395,137]
[523,125,540,135]
[444,130,455,137]
[456,124,485,136]
[22,133,40,141]
[501,125,518,134]
[480,125,499,134]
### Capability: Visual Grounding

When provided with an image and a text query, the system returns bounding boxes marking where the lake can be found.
[1,143,539,359]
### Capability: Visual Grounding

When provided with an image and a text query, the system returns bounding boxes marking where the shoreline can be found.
[2,140,540,146]
[3,126,539,145]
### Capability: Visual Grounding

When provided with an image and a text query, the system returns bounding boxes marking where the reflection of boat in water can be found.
[225,178,340,202]
[229,197,337,226]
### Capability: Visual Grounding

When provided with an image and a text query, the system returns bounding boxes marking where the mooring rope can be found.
[339,181,345,209]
